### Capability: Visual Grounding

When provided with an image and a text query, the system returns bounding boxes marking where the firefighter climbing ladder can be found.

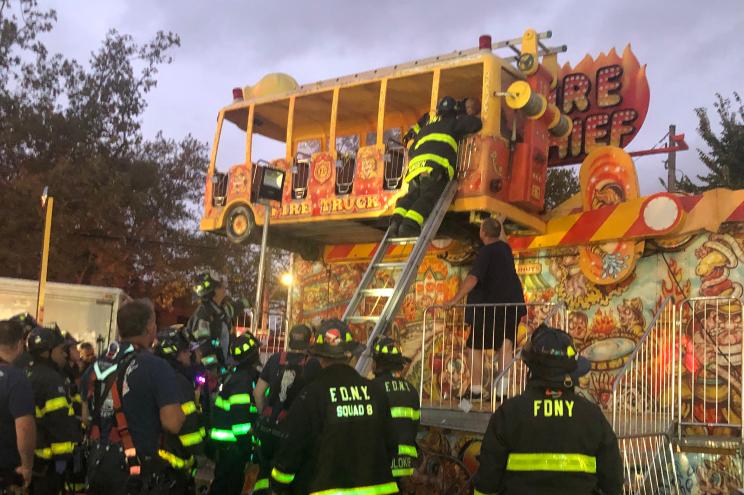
[344,178,459,374]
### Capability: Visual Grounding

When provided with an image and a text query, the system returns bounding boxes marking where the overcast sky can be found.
[41,0,744,194]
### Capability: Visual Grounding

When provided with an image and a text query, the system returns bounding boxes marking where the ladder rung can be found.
[373,262,407,269]
[388,236,419,244]
[346,316,380,323]
[361,288,394,297]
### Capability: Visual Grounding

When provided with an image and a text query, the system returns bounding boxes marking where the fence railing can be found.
[419,302,566,412]
[676,296,744,441]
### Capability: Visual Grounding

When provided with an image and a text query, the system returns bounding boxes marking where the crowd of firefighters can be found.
[1,95,625,495]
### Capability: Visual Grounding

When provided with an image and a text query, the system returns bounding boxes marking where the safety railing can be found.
[335,150,357,195]
[455,135,478,180]
[383,139,406,190]
[233,312,286,362]
[609,296,679,494]
[211,172,229,206]
[419,302,566,413]
[291,152,311,200]
[676,296,744,442]
[618,433,679,495]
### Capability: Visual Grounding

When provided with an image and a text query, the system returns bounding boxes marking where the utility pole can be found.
[667,124,677,192]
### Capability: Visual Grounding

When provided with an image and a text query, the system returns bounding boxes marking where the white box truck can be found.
[0,277,127,347]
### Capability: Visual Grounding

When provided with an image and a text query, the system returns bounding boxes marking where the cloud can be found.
[40,0,744,193]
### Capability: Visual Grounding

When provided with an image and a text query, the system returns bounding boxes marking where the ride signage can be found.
[547,45,650,167]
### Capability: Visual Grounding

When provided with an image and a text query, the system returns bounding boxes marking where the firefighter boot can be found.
[397,218,421,237]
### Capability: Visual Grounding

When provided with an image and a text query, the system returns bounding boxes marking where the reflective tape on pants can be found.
[506,452,597,473]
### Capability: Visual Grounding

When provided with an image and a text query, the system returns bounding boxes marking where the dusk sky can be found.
[42,0,743,194]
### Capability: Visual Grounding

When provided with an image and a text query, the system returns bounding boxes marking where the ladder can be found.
[347,178,460,374]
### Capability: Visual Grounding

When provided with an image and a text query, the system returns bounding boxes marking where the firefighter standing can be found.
[270,319,399,495]
[209,332,261,495]
[154,327,211,494]
[82,299,185,495]
[390,96,482,237]
[26,325,82,494]
[252,324,320,494]
[371,337,420,491]
[473,324,623,495]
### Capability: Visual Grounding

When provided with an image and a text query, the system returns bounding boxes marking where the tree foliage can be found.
[544,167,580,211]
[677,92,744,193]
[0,0,262,310]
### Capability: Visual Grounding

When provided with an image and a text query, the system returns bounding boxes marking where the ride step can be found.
[346,316,380,323]
[361,288,394,297]
[373,262,407,269]
[388,236,419,244]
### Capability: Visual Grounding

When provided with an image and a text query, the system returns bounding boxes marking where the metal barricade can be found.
[419,302,566,413]
[676,296,744,441]
[609,296,680,494]
[233,311,286,364]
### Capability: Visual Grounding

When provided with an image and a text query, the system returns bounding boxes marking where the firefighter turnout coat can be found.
[474,384,623,495]
[27,360,81,464]
[372,371,420,479]
[271,363,399,495]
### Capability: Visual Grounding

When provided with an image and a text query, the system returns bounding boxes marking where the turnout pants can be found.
[393,167,448,229]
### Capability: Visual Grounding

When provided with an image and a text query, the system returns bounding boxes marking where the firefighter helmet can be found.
[371,336,411,367]
[522,324,590,386]
[193,272,223,299]
[155,325,190,361]
[287,323,313,351]
[436,96,457,117]
[27,325,65,355]
[229,332,260,364]
[309,319,363,359]
[10,312,38,337]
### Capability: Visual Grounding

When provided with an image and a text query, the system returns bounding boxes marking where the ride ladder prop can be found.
[347,176,460,374]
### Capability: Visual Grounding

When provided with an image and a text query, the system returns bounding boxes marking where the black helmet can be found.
[372,336,411,368]
[27,325,65,355]
[193,272,223,299]
[288,324,313,351]
[436,96,457,117]
[155,326,190,361]
[229,332,260,365]
[309,319,363,359]
[10,313,38,337]
[522,324,590,387]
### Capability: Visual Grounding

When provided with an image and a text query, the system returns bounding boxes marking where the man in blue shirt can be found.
[83,299,185,495]
[0,319,36,491]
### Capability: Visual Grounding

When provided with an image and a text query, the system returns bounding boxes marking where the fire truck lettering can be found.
[584,113,610,153]
[561,73,591,114]
[597,65,622,108]
[610,109,638,148]
[356,197,367,209]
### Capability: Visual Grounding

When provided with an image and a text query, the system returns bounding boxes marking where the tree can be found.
[0,0,265,311]
[544,167,580,211]
[677,92,744,193]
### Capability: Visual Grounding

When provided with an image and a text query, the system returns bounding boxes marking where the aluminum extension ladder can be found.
[346,178,459,374]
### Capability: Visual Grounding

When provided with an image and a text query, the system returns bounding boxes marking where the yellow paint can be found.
[208,113,224,176]
[36,197,53,323]
[590,202,642,242]
[285,96,295,160]
[430,68,441,115]
[245,104,255,165]
[329,87,339,157]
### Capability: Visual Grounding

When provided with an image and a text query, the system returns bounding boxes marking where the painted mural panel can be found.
[289,225,744,493]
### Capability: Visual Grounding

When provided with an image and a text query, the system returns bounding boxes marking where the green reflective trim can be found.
[271,467,295,484]
[392,467,414,477]
[404,210,424,226]
[181,401,197,415]
[94,361,118,380]
[179,430,205,447]
[209,428,237,442]
[405,154,454,182]
[393,207,407,217]
[232,422,252,435]
[412,124,421,134]
[158,449,194,470]
[414,133,458,153]
[397,444,418,458]
[390,407,420,421]
[250,405,258,413]
[474,490,496,495]
[254,478,270,490]
[229,393,251,405]
[506,453,597,473]
[214,396,230,411]
[310,481,400,495]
